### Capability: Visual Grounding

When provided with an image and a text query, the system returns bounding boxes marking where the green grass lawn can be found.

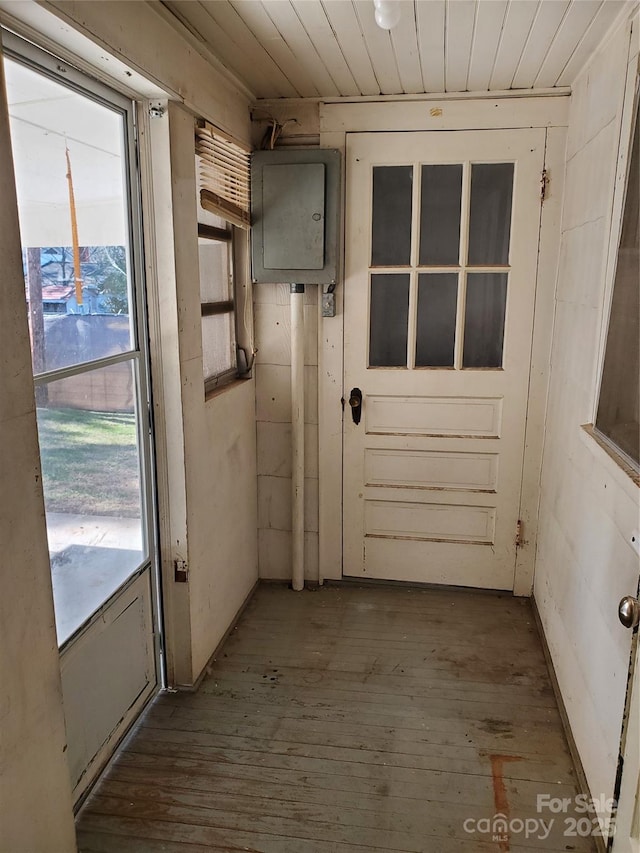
[37,406,141,517]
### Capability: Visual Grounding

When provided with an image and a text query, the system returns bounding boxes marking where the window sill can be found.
[204,374,252,403]
[580,424,639,489]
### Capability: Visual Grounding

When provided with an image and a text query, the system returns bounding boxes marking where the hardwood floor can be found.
[77,583,596,852]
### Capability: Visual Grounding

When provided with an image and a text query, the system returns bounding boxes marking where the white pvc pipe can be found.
[290,284,305,591]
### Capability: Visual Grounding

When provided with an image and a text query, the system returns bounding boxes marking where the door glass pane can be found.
[419,165,462,265]
[371,166,412,266]
[468,163,514,266]
[463,273,508,368]
[6,58,135,374]
[369,274,410,367]
[37,361,146,646]
[416,273,458,367]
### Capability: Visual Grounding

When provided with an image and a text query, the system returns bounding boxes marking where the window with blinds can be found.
[195,121,250,230]
[195,121,252,393]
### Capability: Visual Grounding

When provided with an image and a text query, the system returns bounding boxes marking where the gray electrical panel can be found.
[263,163,325,270]
[251,149,341,285]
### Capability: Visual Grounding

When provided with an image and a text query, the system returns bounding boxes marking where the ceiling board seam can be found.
[485,1,511,93]
[444,0,449,92]
[389,29,405,94]
[567,1,639,90]
[465,0,480,92]
[199,0,295,98]
[227,0,305,97]
[415,0,445,94]
[352,0,383,95]
[489,0,540,91]
[387,2,422,95]
[526,0,575,89]
[412,1,425,97]
[319,0,364,95]
[259,0,323,97]
[320,0,380,95]
[533,0,592,86]
[509,0,543,89]
[293,1,360,95]
[155,1,256,100]
[290,2,342,97]
[547,0,606,87]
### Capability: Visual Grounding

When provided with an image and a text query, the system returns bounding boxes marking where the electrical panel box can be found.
[251,149,341,285]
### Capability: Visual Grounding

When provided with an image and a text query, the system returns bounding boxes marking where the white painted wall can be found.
[0,39,76,852]
[192,380,259,675]
[148,101,258,686]
[534,12,639,804]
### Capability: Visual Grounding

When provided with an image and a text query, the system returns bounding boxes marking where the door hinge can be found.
[515,519,523,548]
[540,169,549,203]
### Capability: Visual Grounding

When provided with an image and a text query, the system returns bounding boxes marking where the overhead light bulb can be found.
[374,0,401,30]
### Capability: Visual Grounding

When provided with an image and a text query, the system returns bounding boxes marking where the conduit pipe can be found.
[290,283,305,591]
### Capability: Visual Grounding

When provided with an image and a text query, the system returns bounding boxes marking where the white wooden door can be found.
[343,129,545,589]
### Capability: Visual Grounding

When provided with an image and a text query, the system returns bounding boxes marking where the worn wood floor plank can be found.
[92,780,591,851]
[131,721,572,785]
[77,585,595,852]
[76,832,234,853]
[149,694,567,749]
[144,702,571,755]
[105,761,566,816]
[161,681,565,727]
[186,664,558,708]
[78,812,575,853]
[199,650,551,687]
[140,706,571,764]
[112,750,580,810]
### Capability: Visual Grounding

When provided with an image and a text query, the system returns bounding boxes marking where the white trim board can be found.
[320,95,570,135]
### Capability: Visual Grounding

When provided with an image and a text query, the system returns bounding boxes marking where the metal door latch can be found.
[618,596,640,629]
[349,387,362,425]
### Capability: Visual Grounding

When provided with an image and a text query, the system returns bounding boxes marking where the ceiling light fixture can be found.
[374,0,401,30]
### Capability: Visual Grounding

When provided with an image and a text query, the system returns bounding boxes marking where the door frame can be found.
[2,29,164,803]
[318,95,569,594]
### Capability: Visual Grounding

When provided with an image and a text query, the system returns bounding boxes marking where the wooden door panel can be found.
[365,394,503,437]
[364,448,499,492]
[358,538,514,588]
[60,571,155,801]
[365,500,496,543]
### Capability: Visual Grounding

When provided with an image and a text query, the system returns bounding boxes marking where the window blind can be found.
[196,121,251,230]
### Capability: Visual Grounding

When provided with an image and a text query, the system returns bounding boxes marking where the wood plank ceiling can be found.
[159,0,629,100]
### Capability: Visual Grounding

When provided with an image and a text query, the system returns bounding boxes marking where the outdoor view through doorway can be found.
[6,54,151,647]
